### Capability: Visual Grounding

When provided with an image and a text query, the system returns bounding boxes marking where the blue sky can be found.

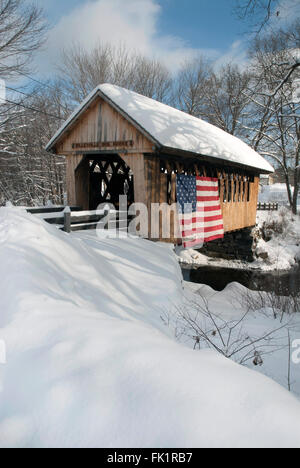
[157,0,245,51]
[31,0,248,76]
[40,0,245,53]
[31,0,297,77]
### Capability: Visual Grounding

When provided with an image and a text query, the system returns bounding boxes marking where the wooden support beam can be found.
[120,153,147,206]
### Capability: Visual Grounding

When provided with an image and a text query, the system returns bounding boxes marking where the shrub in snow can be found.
[241,285,300,320]
[253,208,300,270]
[261,209,289,241]
[164,294,288,366]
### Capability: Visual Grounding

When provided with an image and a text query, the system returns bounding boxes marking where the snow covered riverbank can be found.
[254,209,300,270]
[177,208,300,272]
[0,207,300,448]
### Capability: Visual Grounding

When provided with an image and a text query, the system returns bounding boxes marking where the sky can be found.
[33,0,249,76]
[27,0,300,79]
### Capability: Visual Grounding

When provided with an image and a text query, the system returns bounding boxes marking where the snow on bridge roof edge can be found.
[45,84,274,174]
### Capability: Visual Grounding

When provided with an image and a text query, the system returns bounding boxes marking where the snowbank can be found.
[0,207,300,448]
[254,209,300,270]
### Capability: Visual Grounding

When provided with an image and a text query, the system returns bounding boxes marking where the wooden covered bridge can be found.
[46,84,274,243]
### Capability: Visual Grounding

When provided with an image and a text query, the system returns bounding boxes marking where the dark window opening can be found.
[89,155,134,210]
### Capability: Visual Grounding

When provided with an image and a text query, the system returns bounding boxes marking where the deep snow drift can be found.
[0,207,300,448]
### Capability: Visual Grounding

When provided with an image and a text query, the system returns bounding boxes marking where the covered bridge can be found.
[46,84,274,243]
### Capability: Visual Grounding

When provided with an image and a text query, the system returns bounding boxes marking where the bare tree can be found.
[235,0,300,96]
[59,43,117,104]
[235,0,279,32]
[59,42,172,105]
[173,56,212,116]
[244,22,300,213]
[173,59,252,138]
[0,0,47,79]
[130,54,172,103]
[204,64,252,136]
[0,81,71,206]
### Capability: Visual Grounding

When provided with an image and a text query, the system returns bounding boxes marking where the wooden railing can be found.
[257,202,279,211]
[26,206,82,215]
[26,206,134,233]
[62,209,133,233]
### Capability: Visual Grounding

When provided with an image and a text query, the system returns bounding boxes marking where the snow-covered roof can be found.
[46,84,274,174]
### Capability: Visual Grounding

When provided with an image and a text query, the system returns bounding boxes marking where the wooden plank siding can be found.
[120,153,147,206]
[60,96,154,211]
[56,97,154,156]
[65,154,85,206]
[75,157,90,210]
[220,177,259,232]
[144,155,180,243]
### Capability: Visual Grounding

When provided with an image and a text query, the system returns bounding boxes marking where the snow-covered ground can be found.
[0,207,300,448]
[182,281,300,397]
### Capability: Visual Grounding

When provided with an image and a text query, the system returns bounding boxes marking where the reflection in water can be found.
[182,265,300,296]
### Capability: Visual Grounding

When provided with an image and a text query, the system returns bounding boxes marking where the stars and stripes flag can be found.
[176,175,224,249]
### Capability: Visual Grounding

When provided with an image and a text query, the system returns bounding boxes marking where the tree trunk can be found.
[292,169,299,215]
[284,172,293,208]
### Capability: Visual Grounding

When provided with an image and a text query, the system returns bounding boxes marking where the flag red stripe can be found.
[203,205,222,212]
[181,224,223,237]
[204,233,224,242]
[197,196,220,202]
[204,215,223,222]
[196,177,218,182]
[196,186,219,192]
[181,231,203,238]
[180,214,223,225]
[204,224,224,233]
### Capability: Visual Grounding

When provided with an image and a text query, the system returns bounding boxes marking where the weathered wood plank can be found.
[56,97,154,156]
[75,157,90,210]
[26,206,81,215]
[120,153,147,206]
[65,154,85,205]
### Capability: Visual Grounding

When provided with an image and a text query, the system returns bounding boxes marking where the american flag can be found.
[176,175,224,249]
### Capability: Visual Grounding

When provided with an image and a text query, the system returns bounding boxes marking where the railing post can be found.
[63,206,71,233]
[104,208,110,230]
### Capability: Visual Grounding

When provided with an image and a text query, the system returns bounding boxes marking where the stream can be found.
[182,264,300,295]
